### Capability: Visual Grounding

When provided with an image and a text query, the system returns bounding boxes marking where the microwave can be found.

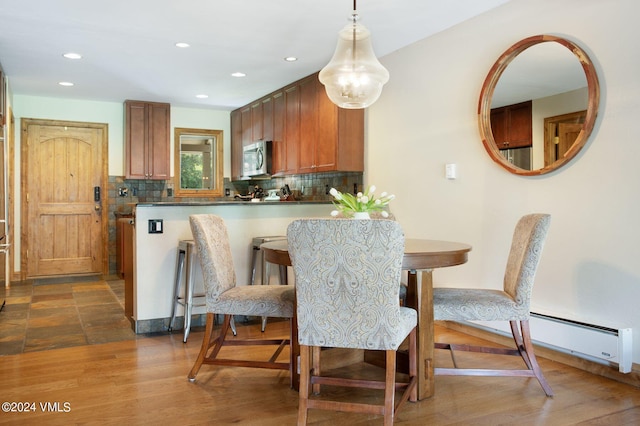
[242,141,272,179]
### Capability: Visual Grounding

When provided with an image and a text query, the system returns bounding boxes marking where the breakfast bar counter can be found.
[130,201,332,333]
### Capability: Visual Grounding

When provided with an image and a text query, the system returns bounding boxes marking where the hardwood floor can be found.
[1,318,640,425]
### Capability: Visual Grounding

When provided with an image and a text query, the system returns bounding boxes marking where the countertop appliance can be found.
[242,140,272,179]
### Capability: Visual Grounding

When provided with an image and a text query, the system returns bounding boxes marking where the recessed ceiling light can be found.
[231,72,246,78]
[195,94,208,99]
[58,81,74,87]
[175,42,190,48]
[284,56,298,62]
[63,52,82,59]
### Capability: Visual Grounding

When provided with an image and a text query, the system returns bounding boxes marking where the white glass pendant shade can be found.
[319,17,389,109]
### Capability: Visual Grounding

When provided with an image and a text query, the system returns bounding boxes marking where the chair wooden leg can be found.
[408,328,418,402]
[188,312,216,381]
[311,346,321,395]
[384,350,397,426]
[297,345,311,426]
[510,320,533,369]
[435,320,553,397]
[519,320,554,397]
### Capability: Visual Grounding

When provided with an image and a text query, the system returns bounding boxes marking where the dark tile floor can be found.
[0,275,139,356]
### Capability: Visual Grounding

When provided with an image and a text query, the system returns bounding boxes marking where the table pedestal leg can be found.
[406,269,434,400]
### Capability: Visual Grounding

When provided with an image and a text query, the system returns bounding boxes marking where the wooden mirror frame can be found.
[478,35,600,176]
[173,128,224,198]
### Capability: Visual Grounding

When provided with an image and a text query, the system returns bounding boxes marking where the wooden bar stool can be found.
[168,240,205,342]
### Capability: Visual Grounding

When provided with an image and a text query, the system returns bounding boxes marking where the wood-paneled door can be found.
[21,119,108,278]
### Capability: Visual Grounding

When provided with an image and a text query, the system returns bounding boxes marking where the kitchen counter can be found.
[135,199,332,208]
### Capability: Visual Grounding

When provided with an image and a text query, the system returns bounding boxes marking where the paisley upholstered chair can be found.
[288,218,417,425]
[433,213,553,396]
[187,214,295,384]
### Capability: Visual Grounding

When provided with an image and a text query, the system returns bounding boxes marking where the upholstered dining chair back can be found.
[502,213,551,319]
[433,213,553,397]
[287,218,412,350]
[189,214,237,305]
[186,214,295,386]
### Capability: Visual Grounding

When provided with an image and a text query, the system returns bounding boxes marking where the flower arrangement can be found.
[329,185,395,218]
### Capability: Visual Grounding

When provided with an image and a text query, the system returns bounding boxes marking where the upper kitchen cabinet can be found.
[490,100,532,150]
[125,100,170,180]
[230,71,364,179]
[298,74,363,174]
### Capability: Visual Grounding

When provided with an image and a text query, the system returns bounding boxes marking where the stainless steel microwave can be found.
[242,141,272,179]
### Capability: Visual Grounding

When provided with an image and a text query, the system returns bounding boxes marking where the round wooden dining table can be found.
[260,238,472,400]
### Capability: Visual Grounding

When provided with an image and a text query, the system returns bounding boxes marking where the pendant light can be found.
[319,0,389,109]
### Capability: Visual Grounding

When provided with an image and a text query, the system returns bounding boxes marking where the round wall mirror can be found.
[478,35,600,175]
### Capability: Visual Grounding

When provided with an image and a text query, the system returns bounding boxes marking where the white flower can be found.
[374,199,382,205]
[330,210,339,217]
[360,195,369,204]
[329,187,339,197]
[357,192,363,198]
[368,185,376,194]
[381,211,389,218]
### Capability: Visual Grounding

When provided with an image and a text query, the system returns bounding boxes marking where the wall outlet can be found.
[148,219,163,234]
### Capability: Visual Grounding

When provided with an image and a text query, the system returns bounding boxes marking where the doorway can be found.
[21,119,108,278]
[544,110,586,166]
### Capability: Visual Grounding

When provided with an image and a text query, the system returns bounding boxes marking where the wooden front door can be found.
[22,119,108,278]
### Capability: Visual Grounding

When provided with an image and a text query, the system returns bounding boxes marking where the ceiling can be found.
[0,0,510,110]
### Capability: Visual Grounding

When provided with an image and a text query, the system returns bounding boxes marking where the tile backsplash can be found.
[107,172,363,274]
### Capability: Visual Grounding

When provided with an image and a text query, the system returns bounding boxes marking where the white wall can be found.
[367,0,640,364]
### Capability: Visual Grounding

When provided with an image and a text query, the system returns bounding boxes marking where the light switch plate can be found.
[445,163,457,179]
[148,219,163,234]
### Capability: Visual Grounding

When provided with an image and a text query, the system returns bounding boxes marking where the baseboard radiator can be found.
[469,312,632,373]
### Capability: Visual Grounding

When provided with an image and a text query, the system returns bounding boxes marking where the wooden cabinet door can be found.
[284,85,299,174]
[272,92,285,175]
[262,97,273,141]
[251,101,263,141]
[241,106,252,146]
[316,79,339,171]
[490,108,508,149]
[490,101,532,150]
[298,77,318,173]
[147,102,170,179]
[125,100,170,180]
[125,101,147,179]
[230,109,243,180]
[507,101,532,148]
